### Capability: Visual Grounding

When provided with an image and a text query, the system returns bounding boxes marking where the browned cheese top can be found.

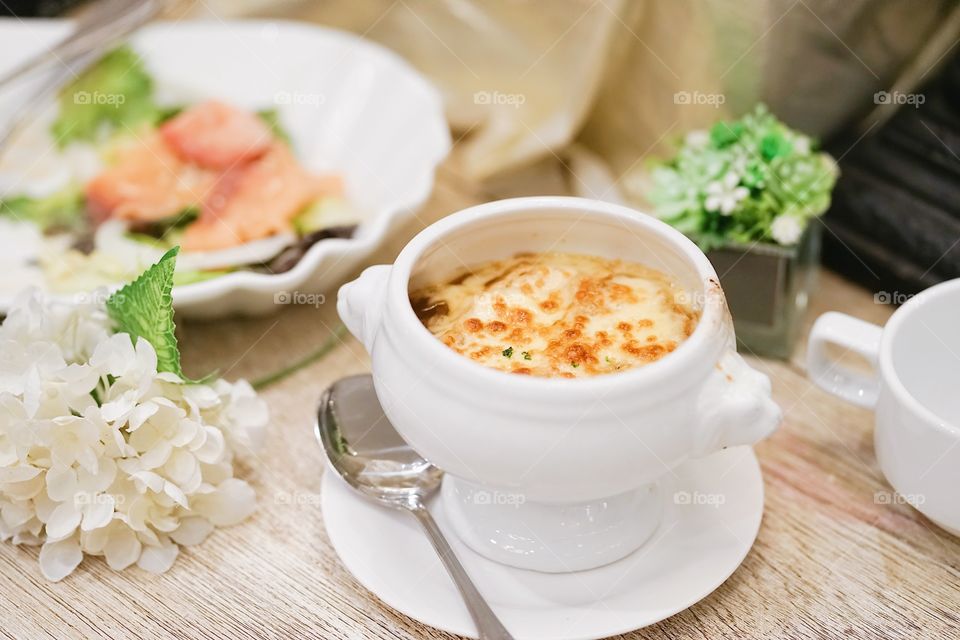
[410,252,699,378]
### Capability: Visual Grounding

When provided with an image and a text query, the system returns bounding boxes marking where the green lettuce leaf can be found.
[0,185,85,232]
[106,246,184,378]
[256,108,290,144]
[52,45,159,147]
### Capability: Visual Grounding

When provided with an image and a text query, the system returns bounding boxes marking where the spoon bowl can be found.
[315,374,514,640]
[317,374,442,509]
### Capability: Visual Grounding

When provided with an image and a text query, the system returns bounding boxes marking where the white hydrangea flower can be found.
[771,214,805,245]
[0,291,267,581]
[684,129,709,148]
[705,172,749,215]
[792,135,811,155]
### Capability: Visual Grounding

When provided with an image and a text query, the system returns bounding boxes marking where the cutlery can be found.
[0,0,162,156]
[0,0,162,89]
[316,374,514,640]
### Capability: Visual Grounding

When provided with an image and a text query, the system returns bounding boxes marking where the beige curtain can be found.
[190,0,960,196]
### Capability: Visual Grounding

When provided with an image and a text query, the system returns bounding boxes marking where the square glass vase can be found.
[705,223,820,359]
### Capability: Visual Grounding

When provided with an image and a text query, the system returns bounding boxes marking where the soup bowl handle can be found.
[337,265,392,352]
[692,350,782,456]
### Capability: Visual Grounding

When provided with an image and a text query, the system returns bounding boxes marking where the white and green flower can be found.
[704,172,750,215]
[648,104,838,249]
[0,250,267,581]
[771,214,805,245]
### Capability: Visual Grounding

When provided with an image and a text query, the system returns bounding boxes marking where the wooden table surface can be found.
[1,150,958,640]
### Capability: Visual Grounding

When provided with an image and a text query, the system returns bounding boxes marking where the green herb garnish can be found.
[502,347,514,358]
[522,351,532,360]
[570,361,579,368]
[106,247,186,379]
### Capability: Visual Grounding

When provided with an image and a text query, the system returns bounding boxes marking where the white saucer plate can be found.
[322,446,764,640]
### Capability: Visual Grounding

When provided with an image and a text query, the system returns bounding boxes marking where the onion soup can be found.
[410,252,699,378]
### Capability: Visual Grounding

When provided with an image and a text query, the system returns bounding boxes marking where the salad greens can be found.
[52,46,160,147]
[0,185,85,232]
[131,206,200,240]
[256,108,290,143]
[49,46,290,147]
[1,45,351,297]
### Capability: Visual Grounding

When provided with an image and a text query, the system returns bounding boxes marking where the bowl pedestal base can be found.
[440,476,663,573]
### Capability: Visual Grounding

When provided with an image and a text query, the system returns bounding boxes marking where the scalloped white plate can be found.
[0,19,450,317]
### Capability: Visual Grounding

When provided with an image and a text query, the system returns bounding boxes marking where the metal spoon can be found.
[316,374,514,640]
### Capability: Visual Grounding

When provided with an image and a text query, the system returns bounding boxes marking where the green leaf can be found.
[256,108,291,144]
[760,133,792,161]
[52,45,160,147]
[106,247,184,378]
[0,184,85,232]
[710,121,743,148]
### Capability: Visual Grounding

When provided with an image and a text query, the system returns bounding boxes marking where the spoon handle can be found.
[409,504,515,640]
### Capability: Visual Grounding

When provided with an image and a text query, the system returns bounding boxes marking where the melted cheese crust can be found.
[410,252,699,378]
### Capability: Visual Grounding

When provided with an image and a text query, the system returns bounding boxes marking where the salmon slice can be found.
[86,132,216,223]
[160,100,273,169]
[182,143,341,252]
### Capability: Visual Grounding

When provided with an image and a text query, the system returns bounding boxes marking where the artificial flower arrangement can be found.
[647,104,839,250]
[0,248,266,581]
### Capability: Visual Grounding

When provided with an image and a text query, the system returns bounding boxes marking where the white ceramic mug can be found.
[338,196,782,572]
[808,279,960,535]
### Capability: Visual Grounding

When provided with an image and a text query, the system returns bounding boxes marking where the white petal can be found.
[80,496,115,531]
[1,501,33,528]
[0,465,41,483]
[45,467,77,502]
[139,440,173,469]
[136,537,179,574]
[78,458,117,493]
[99,391,137,423]
[39,536,83,581]
[89,333,136,377]
[102,526,141,570]
[169,516,213,546]
[164,450,199,487]
[192,479,255,527]
[3,474,44,500]
[127,401,159,431]
[163,482,189,509]
[193,427,225,464]
[45,502,82,540]
[130,471,165,493]
[22,365,42,418]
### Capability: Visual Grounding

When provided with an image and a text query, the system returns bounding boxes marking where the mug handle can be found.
[806,312,883,409]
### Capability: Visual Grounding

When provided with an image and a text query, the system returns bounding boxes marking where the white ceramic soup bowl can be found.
[337,197,781,572]
[808,279,960,536]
